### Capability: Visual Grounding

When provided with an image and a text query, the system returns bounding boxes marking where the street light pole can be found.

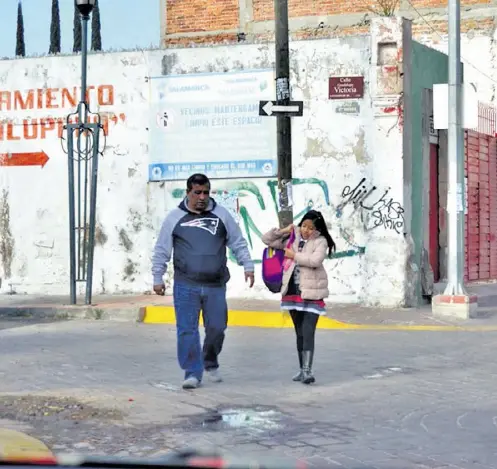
[80,10,89,123]
[64,0,104,305]
[444,0,466,296]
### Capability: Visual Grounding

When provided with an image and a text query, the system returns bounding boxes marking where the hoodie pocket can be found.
[176,254,226,282]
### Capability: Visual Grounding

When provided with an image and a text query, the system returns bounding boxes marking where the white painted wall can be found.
[416,32,495,104]
[0,19,408,306]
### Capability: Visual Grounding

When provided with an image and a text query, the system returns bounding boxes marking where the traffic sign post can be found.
[259,0,305,229]
[272,0,294,228]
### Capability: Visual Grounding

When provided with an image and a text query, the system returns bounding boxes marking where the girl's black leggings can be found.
[289,310,319,352]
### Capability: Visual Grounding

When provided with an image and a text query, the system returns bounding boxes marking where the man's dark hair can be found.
[186,173,210,191]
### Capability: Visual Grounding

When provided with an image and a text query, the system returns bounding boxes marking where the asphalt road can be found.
[0,318,63,331]
[1,319,496,469]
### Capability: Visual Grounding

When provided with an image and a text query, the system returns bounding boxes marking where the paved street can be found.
[1,320,497,468]
[0,317,63,331]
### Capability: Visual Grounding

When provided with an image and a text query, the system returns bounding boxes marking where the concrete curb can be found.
[0,429,53,459]
[3,303,497,332]
[140,306,497,331]
[0,305,144,322]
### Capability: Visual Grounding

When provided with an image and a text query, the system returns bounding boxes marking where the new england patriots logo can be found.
[180,217,219,235]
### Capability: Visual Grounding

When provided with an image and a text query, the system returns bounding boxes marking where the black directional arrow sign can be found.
[259,100,304,117]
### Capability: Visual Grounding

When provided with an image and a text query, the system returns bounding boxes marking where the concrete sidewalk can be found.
[1,282,497,329]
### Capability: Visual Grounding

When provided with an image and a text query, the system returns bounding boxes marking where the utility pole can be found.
[444,0,466,296]
[274,0,293,228]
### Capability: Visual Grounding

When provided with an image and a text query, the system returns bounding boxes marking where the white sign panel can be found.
[148,70,277,181]
[433,83,478,130]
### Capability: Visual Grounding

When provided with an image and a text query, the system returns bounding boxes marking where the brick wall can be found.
[252,0,372,19]
[167,0,239,34]
[162,0,496,45]
[464,131,497,282]
[410,0,489,7]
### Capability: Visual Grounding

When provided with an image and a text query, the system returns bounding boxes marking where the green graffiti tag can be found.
[267,178,330,217]
[171,178,365,263]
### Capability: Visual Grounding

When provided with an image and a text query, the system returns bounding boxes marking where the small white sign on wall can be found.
[433,83,478,130]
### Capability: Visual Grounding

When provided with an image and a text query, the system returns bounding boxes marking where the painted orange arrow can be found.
[0,151,49,168]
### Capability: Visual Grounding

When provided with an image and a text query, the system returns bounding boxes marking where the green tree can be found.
[49,0,61,54]
[91,0,102,51]
[15,1,26,57]
[73,4,82,52]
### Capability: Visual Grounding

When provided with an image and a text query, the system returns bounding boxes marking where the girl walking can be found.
[262,210,336,384]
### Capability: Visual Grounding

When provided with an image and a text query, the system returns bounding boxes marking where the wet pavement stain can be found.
[362,366,419,379]
[199,407,284,433]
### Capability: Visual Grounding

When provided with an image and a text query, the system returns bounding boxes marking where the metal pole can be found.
[80,15,89,123]
[80,13,96,305]
[444,0,466,295]
[65,6,103,305]
[274,0,293,228]
[77,15,89,285]
[85,141,99,305]
[68,132,77,305]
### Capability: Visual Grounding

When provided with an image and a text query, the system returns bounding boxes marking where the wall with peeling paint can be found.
[0,17,411,306]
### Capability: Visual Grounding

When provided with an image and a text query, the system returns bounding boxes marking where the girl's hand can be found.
[280,224,294,234]
[284,248,295,259]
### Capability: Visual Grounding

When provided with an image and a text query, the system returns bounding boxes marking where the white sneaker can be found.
[182,376,200,389]
[206,369,223,383]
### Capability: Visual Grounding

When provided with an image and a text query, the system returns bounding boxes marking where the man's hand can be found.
[284,248,295,259]
[245,271,255,288]
[153,283,166,296]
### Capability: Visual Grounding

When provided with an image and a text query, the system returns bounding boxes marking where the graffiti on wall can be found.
[335,177,405,234]
[172,178,366,264]
[0,85,126,141]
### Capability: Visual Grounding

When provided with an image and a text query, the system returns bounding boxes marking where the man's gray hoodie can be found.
[152,197,254,286]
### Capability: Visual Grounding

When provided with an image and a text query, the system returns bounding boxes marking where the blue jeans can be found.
[173,281,228,381]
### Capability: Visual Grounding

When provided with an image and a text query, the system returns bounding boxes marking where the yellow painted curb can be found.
[141,306,497,331]
[0,429,53,459]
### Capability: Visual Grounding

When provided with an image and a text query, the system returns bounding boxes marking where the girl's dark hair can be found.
[298,210,336,257]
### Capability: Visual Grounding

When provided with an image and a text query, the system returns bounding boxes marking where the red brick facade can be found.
[464,131,497,282]
[162,0,496,46]
[167,0,239,35]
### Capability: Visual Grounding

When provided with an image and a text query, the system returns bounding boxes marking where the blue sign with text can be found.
[148,70,277,181]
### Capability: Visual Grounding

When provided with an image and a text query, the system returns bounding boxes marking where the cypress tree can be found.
[49,0,61,54]
[73,4,82,52]
[15,2,26,57]
[91,0,102,51]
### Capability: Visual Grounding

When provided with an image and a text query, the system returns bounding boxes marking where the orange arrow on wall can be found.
[0,151,50,168]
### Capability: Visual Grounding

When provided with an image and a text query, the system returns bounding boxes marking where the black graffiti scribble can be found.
[338,178,377,211]
[337,178,405,234]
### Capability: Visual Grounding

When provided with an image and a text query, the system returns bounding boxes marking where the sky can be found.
[0,0,160,59]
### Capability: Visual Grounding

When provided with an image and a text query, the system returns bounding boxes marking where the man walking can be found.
[152,173,255,390]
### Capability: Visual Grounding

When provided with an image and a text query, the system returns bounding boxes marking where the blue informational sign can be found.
[148,69,277,181]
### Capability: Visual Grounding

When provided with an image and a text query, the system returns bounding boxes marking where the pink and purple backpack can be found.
[262,229,296,293]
